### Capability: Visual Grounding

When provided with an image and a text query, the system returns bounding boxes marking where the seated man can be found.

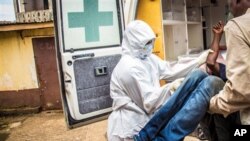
[205,21,227,82]
[107,20,224,141]
[206,0,250,140]
[194,21,227,140]
[153,0,250,140]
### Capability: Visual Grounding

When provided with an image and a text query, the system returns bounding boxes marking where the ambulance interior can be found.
[125,0,229,61]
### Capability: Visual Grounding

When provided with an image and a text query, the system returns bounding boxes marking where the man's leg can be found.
[202,112,241,141]
[134,69,209,141]
[153,76,225,141]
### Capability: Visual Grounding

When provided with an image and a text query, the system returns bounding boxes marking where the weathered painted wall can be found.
[0,27,54,91]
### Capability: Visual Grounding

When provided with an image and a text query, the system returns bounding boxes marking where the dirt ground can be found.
[0,110,200,141]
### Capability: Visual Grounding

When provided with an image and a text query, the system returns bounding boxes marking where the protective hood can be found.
[122,20,156,59]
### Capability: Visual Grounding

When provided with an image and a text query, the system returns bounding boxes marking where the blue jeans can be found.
[134,69,225,141]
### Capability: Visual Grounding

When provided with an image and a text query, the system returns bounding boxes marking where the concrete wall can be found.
[0,27,54,91]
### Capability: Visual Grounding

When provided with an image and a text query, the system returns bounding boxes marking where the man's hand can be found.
[212,21,224,35]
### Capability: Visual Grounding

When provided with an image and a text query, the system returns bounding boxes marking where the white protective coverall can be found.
[107,20,203,141]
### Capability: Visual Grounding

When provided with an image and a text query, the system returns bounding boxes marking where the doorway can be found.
[32,37,61,110]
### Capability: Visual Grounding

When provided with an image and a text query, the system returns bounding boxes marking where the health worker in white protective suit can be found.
[107,20,224,141]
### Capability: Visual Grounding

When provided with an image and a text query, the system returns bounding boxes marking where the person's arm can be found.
[123,66,172,114]
[209,20,250,117]
[206,21,224,76]
[153,55,201,82]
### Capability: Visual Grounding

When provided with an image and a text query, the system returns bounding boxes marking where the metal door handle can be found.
[94,66,108,76]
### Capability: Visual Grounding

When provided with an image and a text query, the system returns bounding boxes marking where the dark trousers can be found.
[202,112,241,141]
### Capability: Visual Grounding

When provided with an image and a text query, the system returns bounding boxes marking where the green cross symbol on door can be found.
[68,0,113,42]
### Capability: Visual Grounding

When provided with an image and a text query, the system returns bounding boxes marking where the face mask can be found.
[138,41,154,60]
